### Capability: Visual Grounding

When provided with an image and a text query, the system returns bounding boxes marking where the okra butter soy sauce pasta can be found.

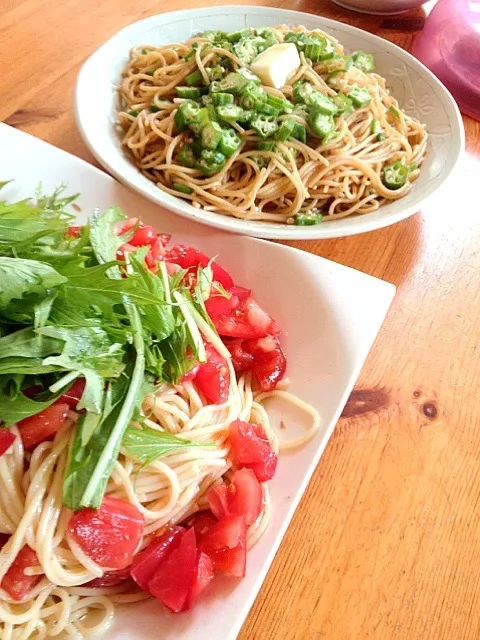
[0,186,318,639]
[118,25,427,226]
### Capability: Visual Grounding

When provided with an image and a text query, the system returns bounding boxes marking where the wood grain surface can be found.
[1,1,479,638]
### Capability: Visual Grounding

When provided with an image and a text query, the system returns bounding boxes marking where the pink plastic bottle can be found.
[412,0,480,121]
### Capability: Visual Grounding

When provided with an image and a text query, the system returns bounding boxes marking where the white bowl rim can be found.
[74,5,465,240]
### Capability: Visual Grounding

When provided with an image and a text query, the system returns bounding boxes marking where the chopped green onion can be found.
[183,43,199,61]
[185,70,204,86]
[150,104,161,113]
[349,86,372,108]
[382,161,409,190]
[250,114,279,139]
[409,162,419,172]
[172,183,193,194]
[294,210,324,225]
[145,70,156,77]
[127,109,139,117]
[275,118,296,141]
[219,128,241,157]
[351,50,375,73]
[388,104,401,118]
[176,86,201,99]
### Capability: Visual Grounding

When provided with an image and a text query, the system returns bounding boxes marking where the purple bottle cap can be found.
[412,0,480,121]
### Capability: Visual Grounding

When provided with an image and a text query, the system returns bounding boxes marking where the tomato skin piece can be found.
[205,294,240,319]
[186,551,214,608]
[0,429,16,456]
[199,514,246,554]
[208,539,246,578]
[130,526,184,593]
[194,343,230,405]
[179,363,200,383]
[213,297,281,340]
[166,244,234,289]
[67,225,82,238]
[229,469,263,526]
[68,497,144,570]
[129,225,157,247]
[208,484,232,521]
[59,378,86,409]
[228,420,270,465]
[17,403,70,450]
[1,546,41,601]
[148,527,198,613]
[228,420,278,482]
[243,336,287,392]
[225,339,255,373]
[85,566,132,588]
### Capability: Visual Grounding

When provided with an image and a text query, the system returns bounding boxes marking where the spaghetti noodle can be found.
[118,25,428,225]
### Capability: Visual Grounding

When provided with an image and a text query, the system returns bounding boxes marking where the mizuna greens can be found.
[0,184,215,510]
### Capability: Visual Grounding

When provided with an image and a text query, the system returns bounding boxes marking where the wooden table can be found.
[2,1,479,638]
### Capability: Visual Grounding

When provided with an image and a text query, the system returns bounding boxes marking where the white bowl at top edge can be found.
[74,5,464,241]
[329,0,428,15]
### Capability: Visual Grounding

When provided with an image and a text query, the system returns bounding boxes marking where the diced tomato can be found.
[248,450,278,482]
[190,513,218,540]
[58,378,85,409]
[226,339,255,373]
[130,526,184,593]
[187,551,214,607]
[0,429,15,456]
[149,527,197,613]
[229,469,263,526]
[208,538,246,577]
[68,497,144,570]
[180,363,200,383]
[199,514,246,554]
[229,286,251,303]
[17,403,70,449]
[0,533,9,548]
[213,297,280,340]
[116,243,137,262]
[208,470,263,527]
[208,484,232,521]
[85,566,132,588]
[1,546,41,601]
[228,420,278,482]
[165,244,234,289]
[119,218,139,234]
[205,293,240,319]
[67,225,82,238]
[194,343,230,405]
[130,225,157,247]
[245,336,287,391]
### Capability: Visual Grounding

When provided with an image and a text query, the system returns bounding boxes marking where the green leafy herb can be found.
[123,424,214,467]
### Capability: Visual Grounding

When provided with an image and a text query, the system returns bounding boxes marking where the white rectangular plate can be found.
[0,123,395,640]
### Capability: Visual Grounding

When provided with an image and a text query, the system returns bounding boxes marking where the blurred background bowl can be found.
[330,0,428,14]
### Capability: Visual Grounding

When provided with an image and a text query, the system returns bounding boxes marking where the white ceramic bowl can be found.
[0,122,395,640]
[330,0,428,15]
[74,6,464,240]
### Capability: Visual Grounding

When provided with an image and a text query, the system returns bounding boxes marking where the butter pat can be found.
[250,43,301,89]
